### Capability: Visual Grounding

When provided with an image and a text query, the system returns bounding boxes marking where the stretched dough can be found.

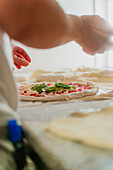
[46,106,113,150]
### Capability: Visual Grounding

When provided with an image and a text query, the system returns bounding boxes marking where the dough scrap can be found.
[30,70,51,80]
[14,75,27,82]
[36,72,75,82]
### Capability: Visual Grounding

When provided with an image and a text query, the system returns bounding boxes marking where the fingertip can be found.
[83,49,87,53]
[83,49,95,55]
[22,60,29,67]
[28,57,31,63]
[17,65,21,69]
[24,62,29,67]
[14,63,22,69]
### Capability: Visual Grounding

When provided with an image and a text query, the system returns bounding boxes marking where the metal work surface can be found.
[18,99,113,170]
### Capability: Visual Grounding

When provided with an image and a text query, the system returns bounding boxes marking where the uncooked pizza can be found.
[19,82,98,101]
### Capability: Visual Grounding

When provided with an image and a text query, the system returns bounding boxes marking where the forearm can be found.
[0,0,81,49]
[21,14,81,49]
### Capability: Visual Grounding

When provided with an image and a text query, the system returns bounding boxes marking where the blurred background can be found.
[13,0,111,73]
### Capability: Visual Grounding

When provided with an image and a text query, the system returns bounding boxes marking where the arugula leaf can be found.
[31,83,48,94]
[43,86,58,92]
[55,82,75,89]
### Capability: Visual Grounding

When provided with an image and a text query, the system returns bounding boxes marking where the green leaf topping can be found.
[43,86,57,92]
[55,82,75,89]
[31,83,48,94]
[31,82,75,94]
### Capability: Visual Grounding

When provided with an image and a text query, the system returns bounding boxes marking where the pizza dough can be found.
[29,67,113,87]
[13,73,30,82]
[30,69,51,81]
[14,75,27,82]
[29,67,113,83]
[36,72,75,82]
[19,82,98,101]
[18,67,113,100]
[46,106,113,150]
[30,68,73,82]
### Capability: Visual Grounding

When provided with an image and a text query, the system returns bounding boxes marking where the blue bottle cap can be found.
[8,120,22,143]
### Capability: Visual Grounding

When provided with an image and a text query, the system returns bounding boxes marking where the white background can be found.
[14,0,108,73]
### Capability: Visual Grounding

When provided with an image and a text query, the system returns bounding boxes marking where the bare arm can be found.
[0,0,78,48]
[0,0,113,54]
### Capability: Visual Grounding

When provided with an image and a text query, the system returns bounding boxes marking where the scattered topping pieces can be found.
[47,83,51,86]
[30,94,36,97]
[78,89,82,91]
[87,86,92,89]
[20,93,24,95]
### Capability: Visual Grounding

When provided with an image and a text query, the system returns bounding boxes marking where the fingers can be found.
[106,36,113,50]
[13,46,31,69]
[14,63,22,69]
[83,49,96,55]
[83,47,106,55]
[13,54,29,66]
[13,46,31,63]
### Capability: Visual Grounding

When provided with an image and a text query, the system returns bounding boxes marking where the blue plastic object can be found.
[8,120,23,143]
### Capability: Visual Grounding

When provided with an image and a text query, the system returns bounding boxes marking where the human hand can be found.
[13,46,31,69]
[74,15,113,55]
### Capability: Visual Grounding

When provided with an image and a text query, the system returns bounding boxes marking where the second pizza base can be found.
[46,106,113,150]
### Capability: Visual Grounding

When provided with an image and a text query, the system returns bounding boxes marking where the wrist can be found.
[68,15,83,42]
